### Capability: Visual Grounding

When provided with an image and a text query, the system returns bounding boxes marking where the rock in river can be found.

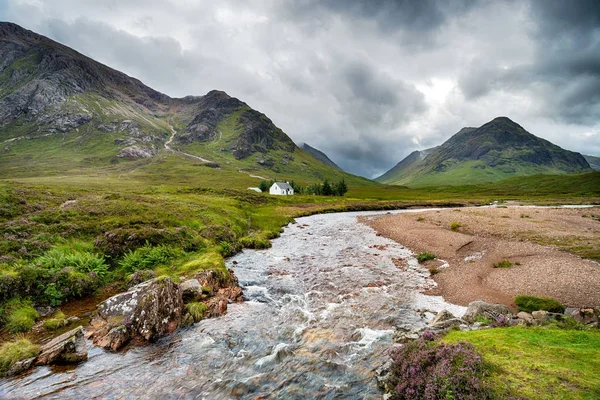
[36,326,87,365]
[86,277,183,350]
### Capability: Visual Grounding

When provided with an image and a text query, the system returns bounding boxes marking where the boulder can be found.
[36,326,87,365]
[517,311,534,324]
[181,279,202,302]
[463,301,513,323]
[194,269,244,303]
[87,277,183,350]
[429,310,455,326]
[532,310,548,322]
[205,295,229,318]
[127,269,156,288]
[6,357,36,377]
[569,308,599,325]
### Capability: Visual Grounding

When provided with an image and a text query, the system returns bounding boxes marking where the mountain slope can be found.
[584,155,600,171]
[376,146,437,183]
[298,143,342,170]
[0,22,365,186]
[377,117,592,187]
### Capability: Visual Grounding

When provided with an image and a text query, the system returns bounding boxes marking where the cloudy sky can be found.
[2,0,599,177]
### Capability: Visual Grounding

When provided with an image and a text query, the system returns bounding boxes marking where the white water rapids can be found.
[1,210,465,399]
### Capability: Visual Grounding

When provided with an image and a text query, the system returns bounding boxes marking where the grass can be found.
[0,338,40,376]
[43,311,68,330]
[416,252,436,263]
[515,295,565,313]
[444,327,600,399]
[493,259,513,268]
[450,221,462,231]
[185,302,208,322]
[4,300,39,333]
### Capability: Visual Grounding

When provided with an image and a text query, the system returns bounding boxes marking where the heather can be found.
[386,337,493,400]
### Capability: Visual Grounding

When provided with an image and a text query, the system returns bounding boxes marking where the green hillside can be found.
[378,117,592,187]
[0,22,370,189]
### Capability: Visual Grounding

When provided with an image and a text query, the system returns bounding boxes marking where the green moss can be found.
[185,302,208,322]
[43,311,68,330]
[515,295,565,313]
[444,327,600,399]
[0,339,40,376]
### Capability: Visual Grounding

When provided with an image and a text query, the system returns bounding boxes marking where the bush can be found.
[43,311,68,330]
[118,244,184,273]
[34,248,108,278]
[493,260,513,268]
[515,295,565,313]
[0,339,40,376]
[185,302,208,322]
[386,338,493,400]
[417,252,436,263]
[450,222,462,231]
[4,299,39,333]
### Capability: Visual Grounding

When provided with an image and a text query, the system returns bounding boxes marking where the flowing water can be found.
[1,210,465,399]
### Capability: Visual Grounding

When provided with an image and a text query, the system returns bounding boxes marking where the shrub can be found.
[5,299,39,333]
[515,295,565,313]
[428,267,440,276]
[493,260,513,268]
[417,252,436,263]
[416,217,425,222]
[43,311,68,330]
[185,302,208,322]
[450,222,462,231]
[118,244,184,273]
[34,248,108,277]
[0,339,40,376]
[386,338,493,400]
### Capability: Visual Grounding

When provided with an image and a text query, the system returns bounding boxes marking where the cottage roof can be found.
[273,182,293,190]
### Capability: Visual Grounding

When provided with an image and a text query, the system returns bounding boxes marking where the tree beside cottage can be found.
[269,182,294,195]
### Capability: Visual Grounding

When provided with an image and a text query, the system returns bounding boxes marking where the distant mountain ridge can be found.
[0,22,358,184]
[584,155,600,171]
[377,117,592,187]
[298,143,342,170]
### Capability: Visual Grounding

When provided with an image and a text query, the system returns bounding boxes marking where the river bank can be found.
[362,205,600,309]
[1,209,465,399]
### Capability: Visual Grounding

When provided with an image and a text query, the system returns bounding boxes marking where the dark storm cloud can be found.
[283,0,477,35]
[3,0,600,177]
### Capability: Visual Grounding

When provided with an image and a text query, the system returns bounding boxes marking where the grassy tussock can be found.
[185,302,208,323]
[0,338,40,376]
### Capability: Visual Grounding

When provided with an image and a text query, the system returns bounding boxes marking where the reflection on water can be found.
[1,210,463,399]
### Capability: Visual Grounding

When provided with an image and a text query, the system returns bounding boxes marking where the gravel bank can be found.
[361,206,600,309]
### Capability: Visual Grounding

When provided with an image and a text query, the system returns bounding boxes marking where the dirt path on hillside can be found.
[360,206,600,309]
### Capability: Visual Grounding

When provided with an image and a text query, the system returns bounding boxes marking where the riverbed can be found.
[1,210,464,399]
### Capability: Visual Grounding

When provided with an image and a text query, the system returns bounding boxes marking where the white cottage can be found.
[269,182,294,195]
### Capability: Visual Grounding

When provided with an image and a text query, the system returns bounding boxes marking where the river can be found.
[1,210,465,399]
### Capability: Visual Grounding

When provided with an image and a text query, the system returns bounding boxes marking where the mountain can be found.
[0,22,363,185]
[584,155,600,171]
[298,143,342,170]
[377,117,592,187]
[376,146,437,184]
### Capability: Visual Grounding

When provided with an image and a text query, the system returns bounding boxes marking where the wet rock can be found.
[87,277,183,350]
[6,357,36,377]
[127,269,156,287]
[181,279,202,302]
[462,301,513,323]
[36,326,87,365]
[193,269,243,302]
[96,325,129,351]
[205,295,228,318]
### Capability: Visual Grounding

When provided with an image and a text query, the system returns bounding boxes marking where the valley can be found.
[0,20,600,400]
